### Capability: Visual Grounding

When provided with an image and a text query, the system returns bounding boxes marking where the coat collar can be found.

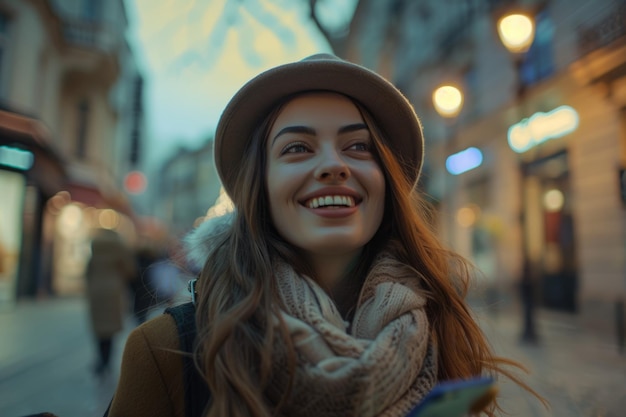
[183,211,234,271]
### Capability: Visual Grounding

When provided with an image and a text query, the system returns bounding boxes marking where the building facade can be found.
[155,138,222,237]
[343,0,626,337]
[0,0,145,305]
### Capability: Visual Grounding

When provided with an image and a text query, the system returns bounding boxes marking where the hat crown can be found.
[301,53,341,62]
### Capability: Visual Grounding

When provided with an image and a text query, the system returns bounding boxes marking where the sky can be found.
[126,0,358,169]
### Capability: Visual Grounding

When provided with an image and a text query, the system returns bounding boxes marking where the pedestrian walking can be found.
[85,228,136,378]
[106,54,545,417]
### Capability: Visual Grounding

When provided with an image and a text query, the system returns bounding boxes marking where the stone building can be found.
[342,0,626,339]
[0,0,144,302]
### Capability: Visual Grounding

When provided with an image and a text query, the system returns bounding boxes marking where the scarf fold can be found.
[267,252,437,417]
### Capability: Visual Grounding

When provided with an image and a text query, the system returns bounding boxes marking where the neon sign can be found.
[507,105,579,153]
[0,146,34,171]
[446,147,483,175]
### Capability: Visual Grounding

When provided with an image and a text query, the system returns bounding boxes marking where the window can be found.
[83,0,102,21]
[0,11,11,97]
[520,10,555,86]
[76,99,90,159]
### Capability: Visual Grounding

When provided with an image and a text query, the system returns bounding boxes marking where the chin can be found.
[305,236,370,255]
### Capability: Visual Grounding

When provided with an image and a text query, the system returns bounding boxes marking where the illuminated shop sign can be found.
[446,147,483,175]
[0,146,34,171]
[507,105,579,153]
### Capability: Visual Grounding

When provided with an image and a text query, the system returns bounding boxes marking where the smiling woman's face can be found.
[265,92,385,259]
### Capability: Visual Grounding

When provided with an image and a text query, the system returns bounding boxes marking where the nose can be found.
[315,148,350,182]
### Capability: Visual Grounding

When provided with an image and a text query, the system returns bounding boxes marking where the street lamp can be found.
[433,85,464,118]
[433,84,464,248]
[497,11,538,344]
[497,12,535,98]
[497,14,535,54]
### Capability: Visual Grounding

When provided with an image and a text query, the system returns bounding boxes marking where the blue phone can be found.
[406,377,497,417]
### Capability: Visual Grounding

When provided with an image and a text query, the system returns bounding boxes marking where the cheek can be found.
[371,170,387,223]
[265,165,294,227]
[266,165,288,203]
[265,169,279,220]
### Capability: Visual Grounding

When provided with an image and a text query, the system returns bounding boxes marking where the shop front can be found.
[521,150,577,312]
[46,175,136,296]
[451,68,625,339]
[0,108,67,309]
[0,168,26,310]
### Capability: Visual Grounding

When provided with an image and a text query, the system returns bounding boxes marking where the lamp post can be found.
[433,84,464,248]
[497,12,538,344]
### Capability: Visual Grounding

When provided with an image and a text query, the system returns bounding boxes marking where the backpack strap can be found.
[164,302,211,417]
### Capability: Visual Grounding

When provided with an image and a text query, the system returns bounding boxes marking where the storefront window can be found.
[0,11,11,97]
[0,169,26,310]
[520,10,555,86]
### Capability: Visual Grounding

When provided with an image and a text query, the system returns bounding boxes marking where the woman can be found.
[108,54,542,417]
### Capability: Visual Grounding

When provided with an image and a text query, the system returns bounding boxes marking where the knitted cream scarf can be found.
[267,252,438,417]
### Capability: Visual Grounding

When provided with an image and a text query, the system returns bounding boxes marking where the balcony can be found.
[571,0,626,89]
[61,18,118,53]
[577,1,626,59]
[31,1,122,86]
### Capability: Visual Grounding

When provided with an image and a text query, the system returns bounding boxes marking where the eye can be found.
[281,141,311,155]
[346,141,371,152]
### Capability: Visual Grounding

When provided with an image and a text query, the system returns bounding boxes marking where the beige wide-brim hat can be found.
[214,53,424,197]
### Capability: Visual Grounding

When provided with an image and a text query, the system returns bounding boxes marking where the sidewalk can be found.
[0,296,135,417]
[1,296,624,416]
[474,303,626,416]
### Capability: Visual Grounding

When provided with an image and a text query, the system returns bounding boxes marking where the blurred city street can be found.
[0,297,132,417]
[0,0,626,416]
[1,296,625,417]
[475,302,626,417]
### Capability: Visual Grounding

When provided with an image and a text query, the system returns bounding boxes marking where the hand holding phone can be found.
[406,377,498,417]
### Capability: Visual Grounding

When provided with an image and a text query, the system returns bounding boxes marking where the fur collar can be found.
[183,211,234,271]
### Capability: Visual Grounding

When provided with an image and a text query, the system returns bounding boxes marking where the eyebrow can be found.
[271,123,369,145]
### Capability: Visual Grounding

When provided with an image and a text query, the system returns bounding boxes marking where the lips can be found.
[305,195,356,209]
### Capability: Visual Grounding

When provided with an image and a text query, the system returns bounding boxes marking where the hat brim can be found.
[215,55,424,196]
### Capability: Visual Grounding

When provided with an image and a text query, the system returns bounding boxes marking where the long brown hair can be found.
[356,103,546,413]
[193,93,546,417]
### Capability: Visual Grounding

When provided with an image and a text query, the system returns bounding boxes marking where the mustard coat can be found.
[108,314,186,416]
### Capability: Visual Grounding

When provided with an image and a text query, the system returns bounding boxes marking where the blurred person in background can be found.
[147,249,185,309]
[85,228,137,378]
[130,242,160,324]
[106,54,545,416]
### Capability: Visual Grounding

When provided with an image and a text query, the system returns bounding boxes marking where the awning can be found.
[66,182,107,207]
[0,107,134,218]
[0,108,67,197]
[66,181,134,218]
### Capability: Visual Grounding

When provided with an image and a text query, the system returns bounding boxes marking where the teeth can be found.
[306,195,355,208]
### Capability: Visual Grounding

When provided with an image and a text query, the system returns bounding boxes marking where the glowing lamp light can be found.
[456,204,481,228]
[446,147,483,175]
[497,13,535,53]
[124,171,147,194]
[57,203,84,237]
[0,146,34,171]
[99,208,120,229]
[432,85,464,118]
[543,189,564,212]
[508,106,579,153]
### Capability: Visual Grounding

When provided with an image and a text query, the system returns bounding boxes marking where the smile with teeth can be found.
[305,195,356,209]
